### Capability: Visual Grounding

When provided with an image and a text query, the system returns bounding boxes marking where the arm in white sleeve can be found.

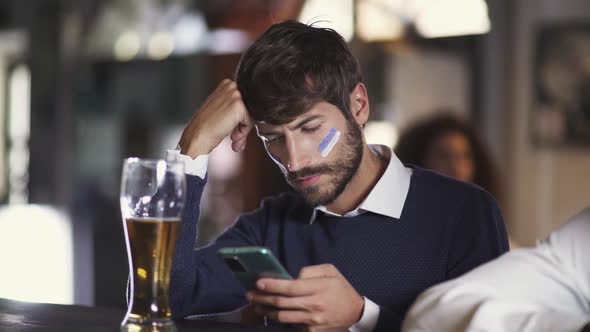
[349,297,379,332]
[166,149,209,179]
[402,207,590,332]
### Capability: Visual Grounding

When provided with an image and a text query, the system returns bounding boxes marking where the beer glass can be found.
[120,158,185,332]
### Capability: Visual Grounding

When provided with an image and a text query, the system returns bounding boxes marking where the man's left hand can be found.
[247,264,365,332]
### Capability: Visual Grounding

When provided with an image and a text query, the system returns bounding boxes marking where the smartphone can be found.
[218,246,293,290]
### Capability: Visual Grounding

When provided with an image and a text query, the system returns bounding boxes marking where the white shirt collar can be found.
[309,144,412,224]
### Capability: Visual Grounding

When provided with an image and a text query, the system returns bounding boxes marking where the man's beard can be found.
[286,120,364,207]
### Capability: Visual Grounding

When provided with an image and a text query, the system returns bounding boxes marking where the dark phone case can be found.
[218,246,292,290]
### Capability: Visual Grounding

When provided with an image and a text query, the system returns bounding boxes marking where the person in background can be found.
[168,21,509,332]
[402,206,590,332]
[395,112,501,204]
[394,113,520,249]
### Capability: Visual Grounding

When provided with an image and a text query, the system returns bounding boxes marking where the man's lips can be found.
[294,174,321,187]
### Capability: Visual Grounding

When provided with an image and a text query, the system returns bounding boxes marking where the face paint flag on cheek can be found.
[318,128,341,158]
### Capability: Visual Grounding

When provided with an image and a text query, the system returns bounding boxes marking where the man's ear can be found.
[349,83,369,126]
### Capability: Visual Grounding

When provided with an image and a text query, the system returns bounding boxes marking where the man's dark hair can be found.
[236,20,362,124]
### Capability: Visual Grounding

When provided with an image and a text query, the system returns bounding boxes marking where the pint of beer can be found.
[120,158,185,332]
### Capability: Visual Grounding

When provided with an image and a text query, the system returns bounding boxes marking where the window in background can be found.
[0,30,27,202]
[8,64,30,204]
[365,121,399,148]
[0,56,5,200]
[0,205,73,304]
[0,30,74,305]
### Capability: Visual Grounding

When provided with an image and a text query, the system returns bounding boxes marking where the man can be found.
[168,20,508,332]
[403,207,590,332]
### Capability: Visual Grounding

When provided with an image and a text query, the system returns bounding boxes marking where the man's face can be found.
[256,102,364,206]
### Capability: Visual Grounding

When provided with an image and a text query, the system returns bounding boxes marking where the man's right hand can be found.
[179,79,254,158]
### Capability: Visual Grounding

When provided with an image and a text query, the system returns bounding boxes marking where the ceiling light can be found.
[298,0,354,42]
[357,0,404,41]
[415,0,490,38]
[114,31,141,61]
[147,32,175,60]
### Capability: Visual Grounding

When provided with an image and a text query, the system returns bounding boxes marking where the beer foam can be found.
[125,217,181,223]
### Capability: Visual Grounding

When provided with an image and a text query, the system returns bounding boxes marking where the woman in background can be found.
[395,112,517,248]
[395,112,501,204]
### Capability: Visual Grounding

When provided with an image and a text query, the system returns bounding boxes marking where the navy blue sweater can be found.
[170,167,509,331]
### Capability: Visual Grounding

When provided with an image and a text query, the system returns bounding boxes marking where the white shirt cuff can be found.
[166,149,209,179]
[349,297,379,332]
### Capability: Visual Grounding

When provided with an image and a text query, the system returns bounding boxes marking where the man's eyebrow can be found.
[289,114,323,130]
[257,114,323,136]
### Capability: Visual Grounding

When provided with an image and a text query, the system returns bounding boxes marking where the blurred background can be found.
[0,0,588,310]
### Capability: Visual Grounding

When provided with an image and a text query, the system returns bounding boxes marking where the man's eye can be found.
[301,125,320,133]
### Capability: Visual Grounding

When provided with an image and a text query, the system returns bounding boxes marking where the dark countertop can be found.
[0,297,294,332]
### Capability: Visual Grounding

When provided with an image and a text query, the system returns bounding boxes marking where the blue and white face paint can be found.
[318,128,341,158]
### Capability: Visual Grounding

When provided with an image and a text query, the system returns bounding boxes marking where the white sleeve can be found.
[349,297,379,332]
[402,207,590,332]
[166,149,209,179]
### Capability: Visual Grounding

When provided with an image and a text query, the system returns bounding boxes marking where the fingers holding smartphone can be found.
[248,264,365,330]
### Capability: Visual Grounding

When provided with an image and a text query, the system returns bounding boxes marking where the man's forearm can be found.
[169,174,207,318]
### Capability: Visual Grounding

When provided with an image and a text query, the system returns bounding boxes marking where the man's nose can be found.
[285,137,309,172]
